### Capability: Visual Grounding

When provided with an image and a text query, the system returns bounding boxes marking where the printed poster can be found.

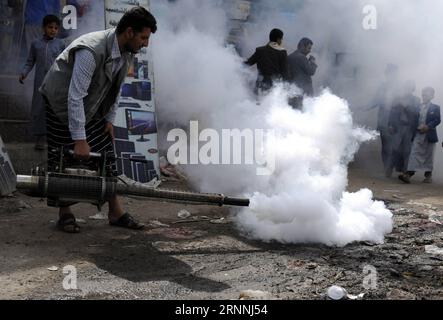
[105,0,160,183]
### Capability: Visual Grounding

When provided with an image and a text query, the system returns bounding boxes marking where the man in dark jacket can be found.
[245,28,288,94]
[399,87,441,183]
[287,37,317,96]
[370,64,399,173]
[386,80,420,178]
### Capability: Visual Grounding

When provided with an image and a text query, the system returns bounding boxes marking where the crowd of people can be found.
[371,65,441,184]
[244,28,441,185]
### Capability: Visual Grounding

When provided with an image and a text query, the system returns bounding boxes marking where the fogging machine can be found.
[15,148,250,209]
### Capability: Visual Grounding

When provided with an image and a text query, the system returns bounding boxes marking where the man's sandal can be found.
[57,213,81,233]
[109,213,144,230]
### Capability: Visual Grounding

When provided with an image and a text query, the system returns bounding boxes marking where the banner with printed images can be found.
[105,0,160,183]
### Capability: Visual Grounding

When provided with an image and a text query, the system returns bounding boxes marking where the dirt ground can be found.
[1,157,443,300]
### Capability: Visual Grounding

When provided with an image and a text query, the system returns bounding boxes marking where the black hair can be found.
[42,15,61,27]
[116,6,157,35]
[298,37,313,49]
[269,28,284,42]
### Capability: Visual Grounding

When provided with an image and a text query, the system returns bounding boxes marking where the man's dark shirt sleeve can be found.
[245,50,257,66]
[299,55,317,76]
[428,105,441,129]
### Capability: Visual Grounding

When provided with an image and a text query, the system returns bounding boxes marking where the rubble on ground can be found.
[1,175,442,300]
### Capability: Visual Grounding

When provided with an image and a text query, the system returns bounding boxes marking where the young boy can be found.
[19,15,65,150]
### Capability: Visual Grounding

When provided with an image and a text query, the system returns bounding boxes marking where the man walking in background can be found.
[245,28,288,94]
[287,37,317,97]
[399,87,441,183]
[386,80,420,178]
[370,64,400,174]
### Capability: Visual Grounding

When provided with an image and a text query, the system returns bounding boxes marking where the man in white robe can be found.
[399,87,441,183]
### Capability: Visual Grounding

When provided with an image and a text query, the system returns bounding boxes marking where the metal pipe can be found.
[16,174,250,207]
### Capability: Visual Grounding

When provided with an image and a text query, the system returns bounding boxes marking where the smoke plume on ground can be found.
[236,88,392,246]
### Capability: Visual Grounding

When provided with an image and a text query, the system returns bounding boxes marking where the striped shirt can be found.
[68,35,125,140]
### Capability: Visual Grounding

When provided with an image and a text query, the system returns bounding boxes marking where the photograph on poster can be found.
[120,81,152,101]
[125,109,157,138]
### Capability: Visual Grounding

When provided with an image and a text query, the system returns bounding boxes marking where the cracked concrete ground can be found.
[0,166,442,300]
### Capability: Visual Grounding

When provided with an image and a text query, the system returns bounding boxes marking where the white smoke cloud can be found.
[151,0,393,246]
[236,89,393,246]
